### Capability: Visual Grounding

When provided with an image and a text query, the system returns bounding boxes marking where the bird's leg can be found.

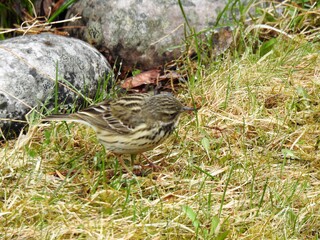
[141,153,161,170]
[117,154,132,174]
[104,148,132,174]
[130,154,137,166]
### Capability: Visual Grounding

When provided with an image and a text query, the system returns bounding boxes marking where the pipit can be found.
[44,93,194,171]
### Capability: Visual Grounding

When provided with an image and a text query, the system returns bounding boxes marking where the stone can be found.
[0,33,113,138]
[66,0,227,70]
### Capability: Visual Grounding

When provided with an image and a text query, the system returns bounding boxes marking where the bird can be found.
[43,93,195,171]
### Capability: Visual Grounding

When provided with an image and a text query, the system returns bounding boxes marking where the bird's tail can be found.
[42,114,74,122]
[42,113,92,127]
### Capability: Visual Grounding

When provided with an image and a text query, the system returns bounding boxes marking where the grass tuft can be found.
[1,0,320,239]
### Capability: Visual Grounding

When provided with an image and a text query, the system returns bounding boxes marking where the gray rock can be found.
[0,33,113,138]
[66,0,228,70]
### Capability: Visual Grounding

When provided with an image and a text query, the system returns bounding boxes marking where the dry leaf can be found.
[121,69,160,89]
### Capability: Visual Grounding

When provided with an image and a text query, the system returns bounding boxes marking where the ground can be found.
[1,1,320,239]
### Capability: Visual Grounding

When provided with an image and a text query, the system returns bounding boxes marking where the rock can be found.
[65,0,227,70]
[0,33,113,138]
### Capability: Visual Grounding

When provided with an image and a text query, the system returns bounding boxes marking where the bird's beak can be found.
[182,106,200,112]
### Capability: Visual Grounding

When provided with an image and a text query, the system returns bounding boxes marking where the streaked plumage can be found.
[44,93,193,155]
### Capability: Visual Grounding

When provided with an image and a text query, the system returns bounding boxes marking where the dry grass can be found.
[1,1,320,239]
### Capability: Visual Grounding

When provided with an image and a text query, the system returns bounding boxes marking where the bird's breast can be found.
[97,121,176,154]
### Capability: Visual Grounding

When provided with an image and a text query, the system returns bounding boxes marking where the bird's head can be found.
[143,94,195,123]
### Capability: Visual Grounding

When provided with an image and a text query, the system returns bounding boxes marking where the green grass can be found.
[1,0,320,239]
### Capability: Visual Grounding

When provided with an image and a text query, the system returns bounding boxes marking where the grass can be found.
[1,0,320,239]
[0,0,80,37]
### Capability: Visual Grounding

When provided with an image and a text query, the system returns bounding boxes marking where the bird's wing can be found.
[44,93,151,134]
[109,93,149,127]
[72,101,132,134]
[75,94,150,134]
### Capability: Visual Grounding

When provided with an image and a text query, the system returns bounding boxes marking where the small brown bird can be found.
[44,93,194,170]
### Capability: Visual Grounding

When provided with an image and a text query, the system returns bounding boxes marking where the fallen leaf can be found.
[121,69,160,89]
